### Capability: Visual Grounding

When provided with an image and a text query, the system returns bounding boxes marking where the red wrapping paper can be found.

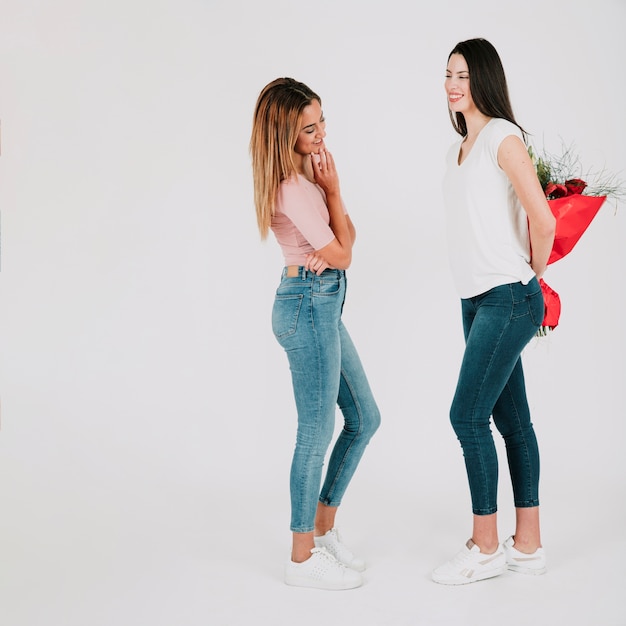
[539,279,561,328]
[539,194,606,330]
[547,194,606,265]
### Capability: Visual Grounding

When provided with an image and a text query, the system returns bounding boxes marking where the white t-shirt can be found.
[442,118,536,299]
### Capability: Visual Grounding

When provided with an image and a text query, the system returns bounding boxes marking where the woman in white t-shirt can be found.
[432,39,556,586]
[250,78,380,590]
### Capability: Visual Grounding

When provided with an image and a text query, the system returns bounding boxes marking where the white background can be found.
[1,1,624,625]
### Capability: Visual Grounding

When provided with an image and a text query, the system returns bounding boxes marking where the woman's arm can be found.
[498,135,556,278]
[306,215,356,274]
[346,214,356,245]
[305,150,354,274]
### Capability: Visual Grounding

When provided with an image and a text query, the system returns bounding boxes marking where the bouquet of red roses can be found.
[530,144,624,336]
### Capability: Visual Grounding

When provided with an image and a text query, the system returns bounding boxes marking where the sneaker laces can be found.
[312,547,347,569]
[448,545,474,567]
[324,529,354,556]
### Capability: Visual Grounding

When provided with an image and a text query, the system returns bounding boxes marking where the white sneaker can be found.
[314,528,366,572]
[503,536,547,575]
[285,547,363,590]
[432,540,507,585]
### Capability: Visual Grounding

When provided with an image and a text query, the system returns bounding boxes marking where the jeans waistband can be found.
[283,265,344,280]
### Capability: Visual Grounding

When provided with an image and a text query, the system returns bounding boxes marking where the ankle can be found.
[291,549,313,564]
[314,503,338,536]
[469,538,500,554]
[511,536,541,554]
[292,530,315,563]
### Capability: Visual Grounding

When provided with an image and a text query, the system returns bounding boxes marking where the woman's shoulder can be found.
[280,173,302,187]
[277,173,324,213]
[276,174,301,213]
[281,173,320,190]
[485,118,523,141]
[278,174,310,197]
[479,119,524,158]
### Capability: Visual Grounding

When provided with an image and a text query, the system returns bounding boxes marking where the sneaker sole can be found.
[507,563,547,575]
[432,564,507,585]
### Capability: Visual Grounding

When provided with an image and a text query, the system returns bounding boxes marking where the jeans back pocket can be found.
[272,294,304,339]
[527,287,545,328]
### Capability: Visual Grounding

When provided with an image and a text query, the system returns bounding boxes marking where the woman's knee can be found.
[449,401,490,440]
[365,406,381,438]
[296,418,335,453]
[449,400,466,435]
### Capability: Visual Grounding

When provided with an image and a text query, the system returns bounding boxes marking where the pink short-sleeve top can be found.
[271,174,345,266]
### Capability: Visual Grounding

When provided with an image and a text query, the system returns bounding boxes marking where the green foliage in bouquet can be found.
[528,142,625,204]
[529,146,552,192]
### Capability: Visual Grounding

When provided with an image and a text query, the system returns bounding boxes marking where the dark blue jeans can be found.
[450,278,544,515]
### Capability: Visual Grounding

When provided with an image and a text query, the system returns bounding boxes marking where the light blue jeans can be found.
[450,277,544,515]
[272,267,381,533]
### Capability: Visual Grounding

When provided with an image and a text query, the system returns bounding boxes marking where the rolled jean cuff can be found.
[290,526,315,533]
[472,506,498,516]
[513,499,540,508]
[318,497,341,508]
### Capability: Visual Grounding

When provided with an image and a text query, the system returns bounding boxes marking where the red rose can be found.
[564,178,587,195]
[544,182,568,199]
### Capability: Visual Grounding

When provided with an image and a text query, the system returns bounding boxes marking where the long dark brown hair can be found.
[447,38,527,142]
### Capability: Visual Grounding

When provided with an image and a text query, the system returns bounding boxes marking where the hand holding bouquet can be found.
[529,143,625,336]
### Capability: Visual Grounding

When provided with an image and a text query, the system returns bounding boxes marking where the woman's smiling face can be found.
[445,53,475,115]
[293,99,326,156]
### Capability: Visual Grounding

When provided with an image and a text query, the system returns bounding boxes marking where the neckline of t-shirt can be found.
[457,117,497,167]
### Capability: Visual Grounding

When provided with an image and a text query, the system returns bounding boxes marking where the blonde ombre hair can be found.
[250,78,321,239]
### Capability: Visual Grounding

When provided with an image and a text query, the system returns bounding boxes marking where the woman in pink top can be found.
[250,78,380,590]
